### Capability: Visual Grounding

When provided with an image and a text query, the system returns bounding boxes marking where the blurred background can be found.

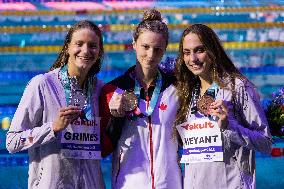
[0,0,284,188]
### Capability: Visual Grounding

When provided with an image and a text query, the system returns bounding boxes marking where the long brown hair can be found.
[49,20,104,75]
[175,24,246,125]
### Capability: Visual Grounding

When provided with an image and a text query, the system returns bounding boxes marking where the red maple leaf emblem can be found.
[159,102,167,110]
[181,124,189,130]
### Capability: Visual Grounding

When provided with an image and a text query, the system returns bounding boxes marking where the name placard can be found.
[176,117,223,163]
[61,117,101,160]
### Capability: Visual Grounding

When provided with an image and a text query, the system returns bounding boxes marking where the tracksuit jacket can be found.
[180,78,272,189]
[100,66,182,189]
[6,68,105,189]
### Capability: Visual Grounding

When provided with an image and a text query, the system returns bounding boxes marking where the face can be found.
[183,33,212,77]
[133,30,166,71]
[67,28,100,75]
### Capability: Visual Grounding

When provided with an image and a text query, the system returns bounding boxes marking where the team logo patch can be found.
[159,102,167,110]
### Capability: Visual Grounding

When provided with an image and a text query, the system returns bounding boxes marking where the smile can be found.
[189,61,204,67]
[77,56,93,61]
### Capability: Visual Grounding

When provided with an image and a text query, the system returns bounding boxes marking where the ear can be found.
[133,42,138,51]
[65,44,70,55]
[132,38,137,51]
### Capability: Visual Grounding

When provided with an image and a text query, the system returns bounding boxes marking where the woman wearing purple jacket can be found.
[6,20,105,189]
[174,24,272,189]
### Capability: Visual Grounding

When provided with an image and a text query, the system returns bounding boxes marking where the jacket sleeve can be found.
[222,80,272,154]
[99,83,125,157]
[6,75,57,153]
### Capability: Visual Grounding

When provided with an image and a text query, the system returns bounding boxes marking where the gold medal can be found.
[122,91,138,112]
[197,95,214,115]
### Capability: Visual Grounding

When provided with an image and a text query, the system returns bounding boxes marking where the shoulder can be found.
[162,84,178,97]
[95,79,104,94]
[160,69,176,92]
[27,73,46,88]
[234,77,253,89]
[223,77,255,94]
[22,73,47,98]
[44,68,59,79]
[103,67,135,92]
[230,77,261,105]
[96,79,104,88]
[234,77,258,96]
[27,69,62,92]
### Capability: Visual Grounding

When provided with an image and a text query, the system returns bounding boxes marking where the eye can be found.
[195,47,205,53]
[183,51,191,56]
[75,41,83,47]
[154,47,163,53]
[142,45,150,50]
[88,43,98,49]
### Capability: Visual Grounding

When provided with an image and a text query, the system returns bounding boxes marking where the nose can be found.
[81,44,90,54]
[190,53,198,62]
[147,48,155,59]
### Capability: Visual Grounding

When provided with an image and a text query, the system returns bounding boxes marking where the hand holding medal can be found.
[122,91,138,112]
[109,90,138,117]
[209,100,229,129]
[197,95,215,116]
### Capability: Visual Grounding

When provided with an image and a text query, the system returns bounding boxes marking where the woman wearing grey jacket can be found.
[6,20,105,189]
[174,24,272,189]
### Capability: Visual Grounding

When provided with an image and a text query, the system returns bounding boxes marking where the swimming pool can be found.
[0,148,283,189]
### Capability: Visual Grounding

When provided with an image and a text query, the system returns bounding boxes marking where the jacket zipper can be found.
[146,94,155,189]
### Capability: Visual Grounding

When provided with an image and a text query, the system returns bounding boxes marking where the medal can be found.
[122,91,138,112]
[197,95,214,115]
[69,76,87,109]
[59,65,97,121]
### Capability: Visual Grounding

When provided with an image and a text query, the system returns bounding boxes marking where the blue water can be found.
[0,151,283,189]
[1,127,284,189]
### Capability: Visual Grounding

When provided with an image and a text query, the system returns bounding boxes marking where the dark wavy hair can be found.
[133,9,169,46]
[174,24,247,125]
[49,20,104,75]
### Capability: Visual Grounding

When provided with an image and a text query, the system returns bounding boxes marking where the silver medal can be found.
[69,76,86,109]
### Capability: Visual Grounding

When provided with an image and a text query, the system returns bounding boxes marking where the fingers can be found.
[210,100,228,114]
[209,100,229,129]
[53,106,82,132]
[209,100,228,120]
[110,109,125,117]
[109,92,125,117]
[59,105,81,113]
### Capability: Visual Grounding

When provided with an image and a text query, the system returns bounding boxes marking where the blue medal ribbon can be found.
[59,64,96,120]
[206,82,219,98]
[133,70,162,117]
[191,82,219,114]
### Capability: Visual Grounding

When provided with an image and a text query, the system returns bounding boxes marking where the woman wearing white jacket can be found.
[7,20,105,189]
[174,24,272,189]
[100,9,182,189]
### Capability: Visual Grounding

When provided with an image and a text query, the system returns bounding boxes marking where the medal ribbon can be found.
[133,70,162,117]
[59,64,96,120]
[191,82,219,114]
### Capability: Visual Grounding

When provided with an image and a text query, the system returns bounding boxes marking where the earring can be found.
[213,64,217,80]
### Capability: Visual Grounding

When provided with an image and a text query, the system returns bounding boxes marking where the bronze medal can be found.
[122,91,138,112]
[197,95,214,115]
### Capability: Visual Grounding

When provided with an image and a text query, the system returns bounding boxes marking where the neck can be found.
[135,64,158,89]
[199,75,213,96]
[67,64,87,88]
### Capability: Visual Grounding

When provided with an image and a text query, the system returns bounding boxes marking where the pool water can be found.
[0,152,283,189]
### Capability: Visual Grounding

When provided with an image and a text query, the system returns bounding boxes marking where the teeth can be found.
[191,65,200,68]
[78,57,92,60]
